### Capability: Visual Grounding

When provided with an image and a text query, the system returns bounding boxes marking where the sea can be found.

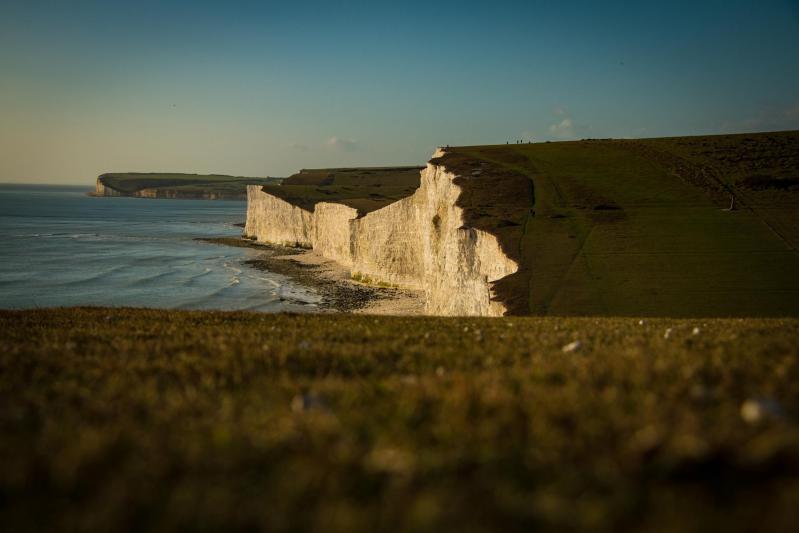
[0,184,320,312]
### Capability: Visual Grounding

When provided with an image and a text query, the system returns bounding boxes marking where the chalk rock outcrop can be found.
[94,178,124,197]
[244,149,519,316]
[245,187,315,246]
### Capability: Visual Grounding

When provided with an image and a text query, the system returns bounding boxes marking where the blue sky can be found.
[1,0,798,183]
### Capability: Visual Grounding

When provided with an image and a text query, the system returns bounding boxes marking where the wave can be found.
[179,268,214,287]
[126,269,180,288]
[254,276,281,288]
[53,264,130,287]
[15,231,188,245]
[0,187,315,312]
[222,261,243,285]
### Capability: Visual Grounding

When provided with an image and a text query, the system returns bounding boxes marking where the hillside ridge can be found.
[93,172,282,200]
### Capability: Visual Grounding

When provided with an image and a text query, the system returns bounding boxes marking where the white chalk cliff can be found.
[94,178,124,197]
[244,149,519,316]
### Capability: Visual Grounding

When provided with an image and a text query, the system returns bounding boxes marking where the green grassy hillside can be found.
[259,166,423,214]
[440,131,799,316]
[2,308,798,532]
[98,173,282,199]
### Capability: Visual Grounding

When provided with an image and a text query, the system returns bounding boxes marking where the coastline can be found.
[198,237,424,315]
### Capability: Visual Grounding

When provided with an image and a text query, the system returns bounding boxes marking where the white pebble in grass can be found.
[741,400,763,423]
[740,398,785,424]
[562,340,582,353]
[664,328,673,339]
[692,327,701,335]
[400,374,418,386]
[291,393,325,413]
[638,319,646,325]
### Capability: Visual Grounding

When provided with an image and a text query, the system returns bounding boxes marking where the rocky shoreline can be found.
[198,237,423,314]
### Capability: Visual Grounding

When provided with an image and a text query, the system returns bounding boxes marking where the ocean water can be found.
[0,184,320,311]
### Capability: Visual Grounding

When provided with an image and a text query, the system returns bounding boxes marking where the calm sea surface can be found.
[0,184,320,311]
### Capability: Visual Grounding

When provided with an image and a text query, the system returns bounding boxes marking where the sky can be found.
[1,0,798,184]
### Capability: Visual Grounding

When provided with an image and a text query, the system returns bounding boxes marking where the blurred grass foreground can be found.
[1,308,798,531]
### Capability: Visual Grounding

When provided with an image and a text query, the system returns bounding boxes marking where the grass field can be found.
[440,131,799,316]
[2,308,798,531]
[259,166,423,214]
[97,173,282,198]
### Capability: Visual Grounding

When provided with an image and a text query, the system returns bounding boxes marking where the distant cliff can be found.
[93,173,282,200]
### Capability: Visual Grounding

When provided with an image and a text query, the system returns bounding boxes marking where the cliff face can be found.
[94,178,124,197]
[416,160,518,316]
[94,178,248,200]
[313,203,358,266]
[351,195,424,289]
[132,188,234,200]
[244,150,519,316]
[245,186,314,247]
